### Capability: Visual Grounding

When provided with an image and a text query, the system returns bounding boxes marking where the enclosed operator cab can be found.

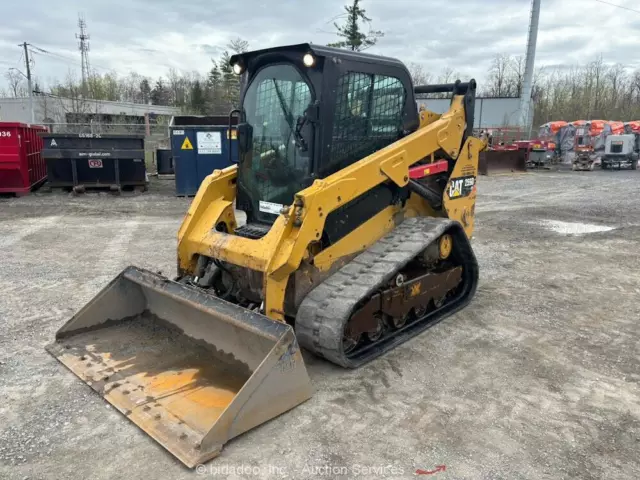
[230,44,421,240]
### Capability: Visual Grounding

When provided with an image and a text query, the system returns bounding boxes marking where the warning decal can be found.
[181,137,194,150]
[259,201,283,215]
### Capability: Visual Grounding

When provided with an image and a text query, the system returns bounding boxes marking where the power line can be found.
[1,50,24,68]
[29,49,83,69]
[30,45,82,65]
[324,13,348,25]
[594,0,640,14]
[29,44,113,72]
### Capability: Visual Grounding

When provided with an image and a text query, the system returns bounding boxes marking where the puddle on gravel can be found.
[538,220,615,235]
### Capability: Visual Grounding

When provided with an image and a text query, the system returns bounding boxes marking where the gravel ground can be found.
[0,172,639,480]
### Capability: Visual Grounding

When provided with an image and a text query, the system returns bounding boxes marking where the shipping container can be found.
[40,133,148,193]
[170,115,238,196]
[0,122,48,196]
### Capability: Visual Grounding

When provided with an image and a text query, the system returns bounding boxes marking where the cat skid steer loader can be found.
[47,44,484,467]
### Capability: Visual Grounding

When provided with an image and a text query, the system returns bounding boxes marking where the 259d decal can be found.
[447,175,476,199]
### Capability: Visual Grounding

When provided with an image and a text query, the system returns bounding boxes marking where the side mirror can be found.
[237,123,253,153]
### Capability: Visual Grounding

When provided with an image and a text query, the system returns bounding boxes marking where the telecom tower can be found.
[76,14,91,96]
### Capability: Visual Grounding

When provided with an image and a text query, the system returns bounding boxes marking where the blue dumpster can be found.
[170,116,238,196]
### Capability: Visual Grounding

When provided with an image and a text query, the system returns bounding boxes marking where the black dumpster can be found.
[40,133,148,192]
[156,149,174,175]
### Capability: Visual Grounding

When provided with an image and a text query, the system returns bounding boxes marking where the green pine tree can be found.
[139,79,151,104]
[328,0,383,51]
[207,61,224,114]
[220,51,239,112]
[150,79,170,105]
[190,80,206,114]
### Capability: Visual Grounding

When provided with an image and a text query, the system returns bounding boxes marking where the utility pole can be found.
[21,42,34,123]
[519,0,541,139]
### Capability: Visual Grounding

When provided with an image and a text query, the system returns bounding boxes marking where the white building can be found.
[416,96,529,130]
[0,96,180,125]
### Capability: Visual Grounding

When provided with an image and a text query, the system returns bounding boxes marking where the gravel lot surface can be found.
[1,172,639,480]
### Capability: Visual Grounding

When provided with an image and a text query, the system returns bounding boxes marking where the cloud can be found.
[1,0,639,92]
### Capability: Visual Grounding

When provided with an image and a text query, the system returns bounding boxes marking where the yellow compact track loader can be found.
[47,43,484,467]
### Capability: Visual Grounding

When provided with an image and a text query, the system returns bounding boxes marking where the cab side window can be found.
[330,72,406,172]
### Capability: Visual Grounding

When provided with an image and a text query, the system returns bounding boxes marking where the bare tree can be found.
[632,71,640,103]
[438,67,455,84]
[605,63,626,119]
[167,68,183,107]
[487,54,510,97]
[509,55,526,97]
[587,55,606,118]
[52,70,92,119]
[407,63,432,86]
[4,70,26,97]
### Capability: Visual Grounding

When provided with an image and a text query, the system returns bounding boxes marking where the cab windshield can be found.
[238,64,313,223]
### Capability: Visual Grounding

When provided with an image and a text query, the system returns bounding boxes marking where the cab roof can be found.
[229,43,406,70]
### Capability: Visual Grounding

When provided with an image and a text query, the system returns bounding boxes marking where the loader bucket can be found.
[479,150,527,175]
[46,266,312,468]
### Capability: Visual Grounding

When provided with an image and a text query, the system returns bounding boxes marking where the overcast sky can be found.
[1,0,639,91]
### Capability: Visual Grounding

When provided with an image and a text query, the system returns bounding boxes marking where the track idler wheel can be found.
[391,314,409,329]
[342,327,361,354]
[367,314,385,342]
[433,295,446,308]
[413,305,427,319]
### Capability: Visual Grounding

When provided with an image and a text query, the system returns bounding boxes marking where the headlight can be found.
[303,53,315,67]
[232,63,244,75]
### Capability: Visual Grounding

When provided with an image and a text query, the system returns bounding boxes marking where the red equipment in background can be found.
[572,120,606,149]
[608,121,625,135]
[0,122,48,196]
[539,121,568,137]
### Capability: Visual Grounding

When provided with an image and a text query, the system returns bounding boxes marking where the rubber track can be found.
[296,216,478,368]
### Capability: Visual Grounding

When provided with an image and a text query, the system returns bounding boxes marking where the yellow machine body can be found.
[177,94,482,323]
